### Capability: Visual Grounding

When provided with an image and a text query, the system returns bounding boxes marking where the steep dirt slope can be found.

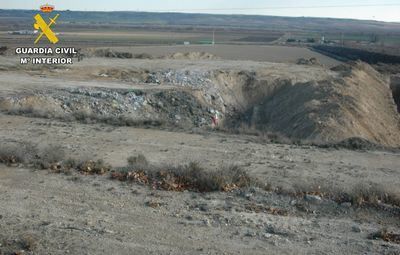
[244,62,400,146]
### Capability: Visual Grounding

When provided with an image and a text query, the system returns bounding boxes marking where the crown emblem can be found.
[40,4,55,13]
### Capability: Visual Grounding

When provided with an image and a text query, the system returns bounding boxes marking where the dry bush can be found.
[0,145,27,165]
[32,145,66,169]
[112,160,254,192]
[291,181,325,197]
[0,143,75,174]
[0,142,37,165]
[127,154,149,167]
[346,183,400,207]
[369,229,400,244]
[288,180,400,208]
[0,233,37,254]
[134,53,154,59]
[78,159,111,175]
[62,158,79,170]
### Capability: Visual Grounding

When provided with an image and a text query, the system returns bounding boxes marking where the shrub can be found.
[347,183,400,207]
[0,143,37,165]
[78,159,111,175]
[112,160,254,192]
[289,181,400,208]
[32,145,65,169]
[369,229,400,244]
[62,158,78,169]
[127,154,149,167]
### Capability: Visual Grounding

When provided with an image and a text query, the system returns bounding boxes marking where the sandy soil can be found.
[0,164,399,255]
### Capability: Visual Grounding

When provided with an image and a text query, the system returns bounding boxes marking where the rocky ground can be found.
[0,165,399,255]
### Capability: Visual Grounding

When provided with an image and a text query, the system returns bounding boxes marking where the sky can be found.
[1,0,399,22]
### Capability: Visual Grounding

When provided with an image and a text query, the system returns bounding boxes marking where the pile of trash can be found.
[0,87,214,129]
[62,87,147,114]
[145,70,213,88]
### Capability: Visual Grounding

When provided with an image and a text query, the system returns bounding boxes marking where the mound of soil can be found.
[92,49,133,59]
[296,57,320,66]
[241,62,400,146]
[164,52,218,60]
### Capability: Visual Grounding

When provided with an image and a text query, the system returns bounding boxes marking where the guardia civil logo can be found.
[33,4,60,44]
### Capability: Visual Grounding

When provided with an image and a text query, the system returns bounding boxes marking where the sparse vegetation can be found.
[369,229,400,244]
[345,183,400,207]
[63,158,79,170]
[0,233,37,254]
[78,159,112,175]
[113,157,254,192]
[287,181,400,208]
[127,154,149,167]
[1,106,167,129]
[0,142,399,207]
[0,143,31,165]
[32,145,66,170]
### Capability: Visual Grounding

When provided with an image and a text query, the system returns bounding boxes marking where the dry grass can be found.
[345,183,400,207]
[369,229,400,244]
[2,106,166,128]
[0,143,32,165]
[78,159,112,175]
[0,142,107,175]
[0,233,37,254]
[112,156,254,192]
[32,145,66,170]
[1,142,398,207]
[127,154,149,167]
[286,181,400,208]
[72,112,166,128]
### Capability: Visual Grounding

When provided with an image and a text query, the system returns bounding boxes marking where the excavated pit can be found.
[1,60,399,147]
[222,62,400,147]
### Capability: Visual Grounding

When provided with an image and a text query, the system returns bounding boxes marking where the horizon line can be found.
[0,8,399,24]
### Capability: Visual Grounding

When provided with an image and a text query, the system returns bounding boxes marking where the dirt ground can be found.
[85,45,341,66]
[0,47,400,254]
[0,115,399,254]
[0,166,398,255]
